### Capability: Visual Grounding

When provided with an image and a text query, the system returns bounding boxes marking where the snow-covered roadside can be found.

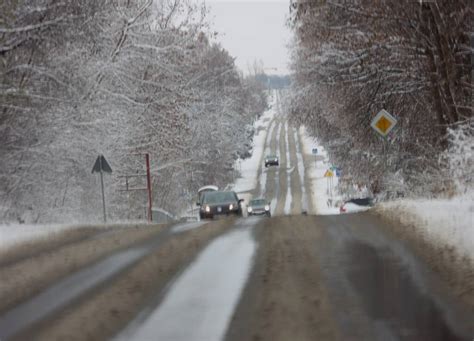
[377,191,474,264]
[293,128,308,213]
[299,126,341,215]
[231,95,276,203]
[0,223,102,251]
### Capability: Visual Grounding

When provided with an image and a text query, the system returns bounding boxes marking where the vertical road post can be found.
[145,153,152,223]
[100,163,106,223]
[92,154,112,223]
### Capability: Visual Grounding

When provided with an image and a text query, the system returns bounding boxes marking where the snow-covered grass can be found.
[0,221,151,251]
[299,126,340,215]
[0,223,86,251]
[378,191,474,264]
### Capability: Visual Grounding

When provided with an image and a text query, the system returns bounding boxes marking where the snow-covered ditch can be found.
[377,191,474,264]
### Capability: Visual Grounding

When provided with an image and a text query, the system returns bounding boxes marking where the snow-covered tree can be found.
[288,0,473,198]
[0,0,267,223]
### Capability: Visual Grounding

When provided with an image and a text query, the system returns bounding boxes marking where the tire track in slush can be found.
[274,118,288,216]
[264,120,281,215]
[256,120,276,199]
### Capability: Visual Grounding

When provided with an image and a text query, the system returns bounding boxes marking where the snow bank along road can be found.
[1,98,473,340]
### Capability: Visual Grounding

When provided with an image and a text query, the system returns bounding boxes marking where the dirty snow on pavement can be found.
[270,123,283,215]
[378,191,474,264]
[116,220,258,341]
[259,121,276,197]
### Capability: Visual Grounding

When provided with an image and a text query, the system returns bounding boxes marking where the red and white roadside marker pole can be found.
[118,152,154,223]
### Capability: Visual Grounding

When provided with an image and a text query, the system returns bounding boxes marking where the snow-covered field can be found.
[378,191,474,264]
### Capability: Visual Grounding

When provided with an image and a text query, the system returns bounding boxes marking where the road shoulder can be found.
[372,208,474,310]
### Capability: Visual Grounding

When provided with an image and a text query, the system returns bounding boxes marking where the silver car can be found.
[247,198,271,217]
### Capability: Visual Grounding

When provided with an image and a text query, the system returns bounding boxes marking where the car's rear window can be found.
[203,191,237,204]
[266,155,277,159]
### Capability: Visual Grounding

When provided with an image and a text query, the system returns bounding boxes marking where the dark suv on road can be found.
[197,191,244,219]
[264,154,279,167]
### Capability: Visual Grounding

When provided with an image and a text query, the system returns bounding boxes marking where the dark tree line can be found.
[288,0,473,198]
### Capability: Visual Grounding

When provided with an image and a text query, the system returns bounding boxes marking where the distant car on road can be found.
[247,198,271,217]
[264,155,279,167]
[197,191,243,219]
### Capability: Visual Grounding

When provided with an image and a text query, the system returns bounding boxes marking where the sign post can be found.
[92,155,113,223]
[117,153,153,223]
[324,169,334,199]
[371,109,398,170]
[145,153,152,223]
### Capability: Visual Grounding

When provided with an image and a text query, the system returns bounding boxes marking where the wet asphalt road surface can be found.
[317,213,473,341]
[224,214,473,341]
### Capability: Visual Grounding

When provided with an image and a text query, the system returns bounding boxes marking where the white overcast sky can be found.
[206,0,292,75]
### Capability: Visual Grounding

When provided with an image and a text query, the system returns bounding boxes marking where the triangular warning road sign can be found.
[324,169,334,178]
[92,155,112,173]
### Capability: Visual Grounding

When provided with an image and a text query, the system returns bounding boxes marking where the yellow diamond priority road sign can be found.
[371,109,397,137]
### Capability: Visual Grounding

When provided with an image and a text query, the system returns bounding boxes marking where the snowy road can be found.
[116,218,259,341]
[1,92,473,340]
